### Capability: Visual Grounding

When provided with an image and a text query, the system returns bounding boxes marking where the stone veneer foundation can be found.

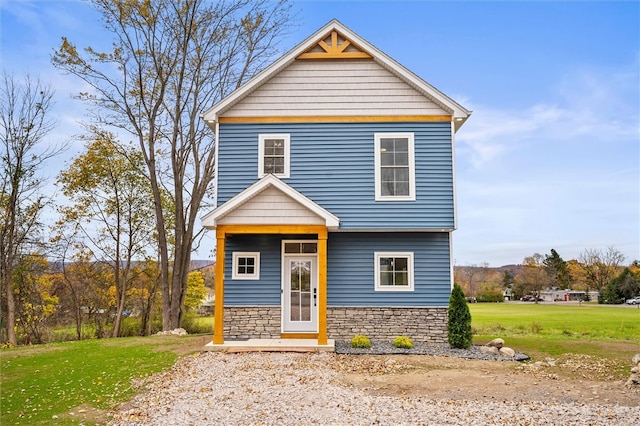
[223,306,448,343]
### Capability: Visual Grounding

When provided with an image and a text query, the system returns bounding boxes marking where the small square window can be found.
[259,134,290,178]
[374,252,414,291]
[232,252,260,280]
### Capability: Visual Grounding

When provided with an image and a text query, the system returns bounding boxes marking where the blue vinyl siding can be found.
[327,232,452,306]
[217,122,454,229]
[223,232,451,307]
[224,235,282,305]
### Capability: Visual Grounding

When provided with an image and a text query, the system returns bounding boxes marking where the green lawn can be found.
[0,335,206,425]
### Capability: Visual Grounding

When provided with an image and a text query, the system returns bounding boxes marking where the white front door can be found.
[282,256,318,333]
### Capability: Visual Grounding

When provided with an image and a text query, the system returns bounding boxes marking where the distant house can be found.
[201,20,471,345]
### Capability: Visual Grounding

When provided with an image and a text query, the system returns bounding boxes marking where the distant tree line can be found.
[454,247,639,304]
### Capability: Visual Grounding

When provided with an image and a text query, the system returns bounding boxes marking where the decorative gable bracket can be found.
[297,30,372,60]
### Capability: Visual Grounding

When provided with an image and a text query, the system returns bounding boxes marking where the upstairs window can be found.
[374,133,415,201]
[259,134,290,178]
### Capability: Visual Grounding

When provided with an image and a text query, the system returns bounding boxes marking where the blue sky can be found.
[1,0,639,266]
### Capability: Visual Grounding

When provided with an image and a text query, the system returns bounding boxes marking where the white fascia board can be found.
[200,175,340,229]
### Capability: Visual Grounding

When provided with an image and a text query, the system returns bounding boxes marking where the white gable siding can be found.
[216,186,326,225]
[221,59,450,118]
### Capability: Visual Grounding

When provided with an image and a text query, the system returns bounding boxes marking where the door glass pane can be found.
[285,243,300,253]
[290,292,300,321]
[290,260,311,322]
[302,243,317,253]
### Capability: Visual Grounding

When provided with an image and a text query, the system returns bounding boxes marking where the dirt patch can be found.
[56,403,109,424]
[334,354,640,406]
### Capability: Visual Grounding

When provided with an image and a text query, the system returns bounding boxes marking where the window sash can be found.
[232,252,260,280]
[374,133,415,201]
[259,134,290,178]
[374,252,414,292]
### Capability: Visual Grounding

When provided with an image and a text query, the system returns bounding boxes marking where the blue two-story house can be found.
[201,20,471,346]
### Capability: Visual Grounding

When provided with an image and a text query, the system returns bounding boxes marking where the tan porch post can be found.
[317,229,328,345]
[213,228,226,344]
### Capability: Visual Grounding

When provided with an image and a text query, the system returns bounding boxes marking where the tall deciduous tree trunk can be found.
[52,0,293,330]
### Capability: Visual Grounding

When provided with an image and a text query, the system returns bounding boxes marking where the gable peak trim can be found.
[297,29,372,60]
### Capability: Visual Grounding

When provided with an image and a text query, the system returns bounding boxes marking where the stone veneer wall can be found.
[223,306,448,343]
[327,307,448,343]
[224,306,281,340]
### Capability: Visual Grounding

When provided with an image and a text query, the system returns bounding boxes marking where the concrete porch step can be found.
[203,338,335,353]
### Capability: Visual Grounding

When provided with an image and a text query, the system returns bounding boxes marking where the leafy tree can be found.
[476,282,504,302]
[1,73,62,345]
[56,129,156,337]
[13,255,58,344]
[516,254,548,303]
[448,283,472,349]
[127,261,162,336]
[52,0,294,330]
[184,270,207,311]
[543,249,572,289]
[601,268,639,304]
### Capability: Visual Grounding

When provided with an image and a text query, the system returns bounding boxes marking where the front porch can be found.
[203,338,335,353]
[201,175,341,346]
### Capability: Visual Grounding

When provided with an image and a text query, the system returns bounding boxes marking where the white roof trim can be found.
[201,19,471,131]
[201,175,340,229]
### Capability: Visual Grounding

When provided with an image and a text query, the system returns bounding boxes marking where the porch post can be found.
[317,229,328,345]
[213,229,226,344]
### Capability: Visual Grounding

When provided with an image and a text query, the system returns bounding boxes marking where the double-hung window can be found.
[374,252,414,292]
[374,133,415,200]
[258,134,290,178]
[232,252,260,280]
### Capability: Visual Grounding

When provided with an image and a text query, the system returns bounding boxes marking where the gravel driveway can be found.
[108,351,639,425]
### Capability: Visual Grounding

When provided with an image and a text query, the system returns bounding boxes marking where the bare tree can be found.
[52,0,294,329]
[0,73,61,345]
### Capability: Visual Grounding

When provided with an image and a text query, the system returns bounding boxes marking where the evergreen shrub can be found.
[448,283,473,349]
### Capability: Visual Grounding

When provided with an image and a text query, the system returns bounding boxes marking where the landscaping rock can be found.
[625,353,640,387]
[480,346,500,356]
[156,328,188,336]
[486,338,505,349]
[499,347,516,357]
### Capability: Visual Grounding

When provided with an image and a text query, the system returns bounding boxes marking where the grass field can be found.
[470,302,640,365]
[1,304,638,425]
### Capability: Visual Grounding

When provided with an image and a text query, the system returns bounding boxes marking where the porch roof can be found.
[201,175,340,230]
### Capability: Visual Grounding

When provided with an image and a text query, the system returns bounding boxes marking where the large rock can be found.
[499,347,516,357]
[486,338,504,349]
[480,346,500,356]
[626,354,640,387]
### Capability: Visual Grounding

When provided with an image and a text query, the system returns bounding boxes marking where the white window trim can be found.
[232,252,260,280]
[374,252,414,292]
[374,132,415,201]
[258,133,290,178]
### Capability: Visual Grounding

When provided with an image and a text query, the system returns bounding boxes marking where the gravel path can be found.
[108,351,640,426]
